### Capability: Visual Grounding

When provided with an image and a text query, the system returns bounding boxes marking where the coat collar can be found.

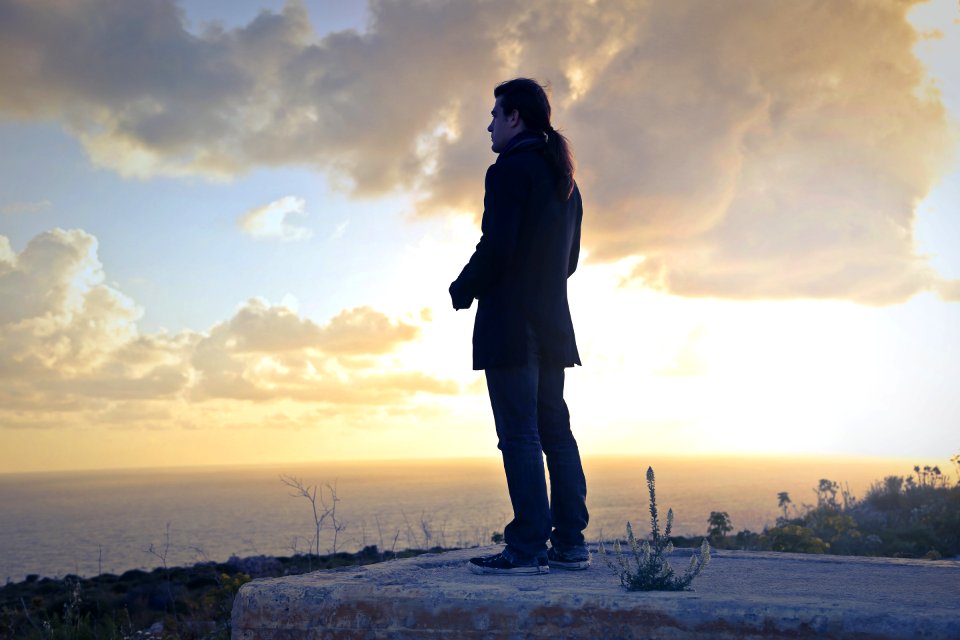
[498,130,547,159]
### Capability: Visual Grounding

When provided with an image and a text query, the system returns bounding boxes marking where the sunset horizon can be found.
[1,450,943,478]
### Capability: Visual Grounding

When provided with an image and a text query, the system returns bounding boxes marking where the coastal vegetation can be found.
[0,546,435,640]
[675,457,960,559]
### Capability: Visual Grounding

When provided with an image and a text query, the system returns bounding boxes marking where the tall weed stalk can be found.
[599,466,710,591]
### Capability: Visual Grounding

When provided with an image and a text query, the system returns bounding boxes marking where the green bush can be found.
[761,524,828,554]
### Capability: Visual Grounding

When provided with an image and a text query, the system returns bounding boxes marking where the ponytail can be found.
[495,79,575,200]
[545,126,575,200]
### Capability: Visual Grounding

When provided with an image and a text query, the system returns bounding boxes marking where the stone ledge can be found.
[232,545,959,639]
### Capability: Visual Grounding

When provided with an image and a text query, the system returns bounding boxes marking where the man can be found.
[449,78,589,575]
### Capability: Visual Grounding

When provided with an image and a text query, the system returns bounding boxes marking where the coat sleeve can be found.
[567,186,583,277]
[450,162,529,305]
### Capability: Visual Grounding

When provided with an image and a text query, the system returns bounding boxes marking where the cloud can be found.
[0,0,496,184]
[0,200,52,215]
[204,298,419,355]
[0,229,455,429]
[1,0,955,303]
[237,196,313,241]
[585,0,953,305]
[0,229,196,424]
[0,228,144,366]
[189,298,434,402]
[220,297,324,352]
[318,306,419,355]
[936,278,960,301]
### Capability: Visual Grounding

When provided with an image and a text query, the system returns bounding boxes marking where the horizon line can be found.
[0,451,944,478]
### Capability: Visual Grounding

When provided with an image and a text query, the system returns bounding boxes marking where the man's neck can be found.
[499,130,544,156]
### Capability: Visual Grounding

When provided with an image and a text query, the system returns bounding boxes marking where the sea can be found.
[0,455,914,583]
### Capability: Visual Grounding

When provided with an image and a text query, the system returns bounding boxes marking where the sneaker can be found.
[547,546,591,570]
[468,552,549,575]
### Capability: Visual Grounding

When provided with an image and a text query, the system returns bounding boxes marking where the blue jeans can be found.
[485,329,589,562]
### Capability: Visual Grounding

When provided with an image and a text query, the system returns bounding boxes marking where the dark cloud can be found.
[1,0,955,302]
[572,0,952,304]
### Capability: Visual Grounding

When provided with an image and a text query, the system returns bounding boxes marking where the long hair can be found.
[494,78,575,200]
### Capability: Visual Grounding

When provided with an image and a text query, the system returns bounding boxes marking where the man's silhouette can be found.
[450,78,589,575]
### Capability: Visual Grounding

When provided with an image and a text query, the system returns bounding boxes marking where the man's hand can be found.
[449,281,473,310]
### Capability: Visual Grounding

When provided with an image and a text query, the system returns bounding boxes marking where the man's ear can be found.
[507,109,521,128]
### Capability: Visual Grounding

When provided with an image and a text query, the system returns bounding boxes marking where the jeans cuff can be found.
[550,541,588,555]
[503,545,546,564]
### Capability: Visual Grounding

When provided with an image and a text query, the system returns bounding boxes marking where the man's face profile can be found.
[488,96,521,153]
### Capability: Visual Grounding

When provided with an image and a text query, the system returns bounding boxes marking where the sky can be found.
[0,0,958,474]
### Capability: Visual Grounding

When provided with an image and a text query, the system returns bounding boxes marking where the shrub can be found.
[761,524,828,554]
[599,466,710,591]
[763,456,960,559]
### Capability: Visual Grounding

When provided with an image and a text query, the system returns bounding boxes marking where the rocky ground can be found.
[235,545,960,640]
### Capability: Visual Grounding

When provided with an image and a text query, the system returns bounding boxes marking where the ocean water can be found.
[0,455,911,582]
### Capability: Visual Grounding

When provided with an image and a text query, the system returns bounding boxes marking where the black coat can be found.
[450,133,582,370]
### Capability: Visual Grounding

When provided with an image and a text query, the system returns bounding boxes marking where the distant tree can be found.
[952,454,960,486]
[706,511,733,542]
[815,479,840,509]
[777,492,792,521]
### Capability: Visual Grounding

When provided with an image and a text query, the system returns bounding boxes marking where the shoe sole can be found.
[548,559,591,570]
[468,562,549,575]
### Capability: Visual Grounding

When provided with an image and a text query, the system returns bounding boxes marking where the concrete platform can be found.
[232,545,960,639]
